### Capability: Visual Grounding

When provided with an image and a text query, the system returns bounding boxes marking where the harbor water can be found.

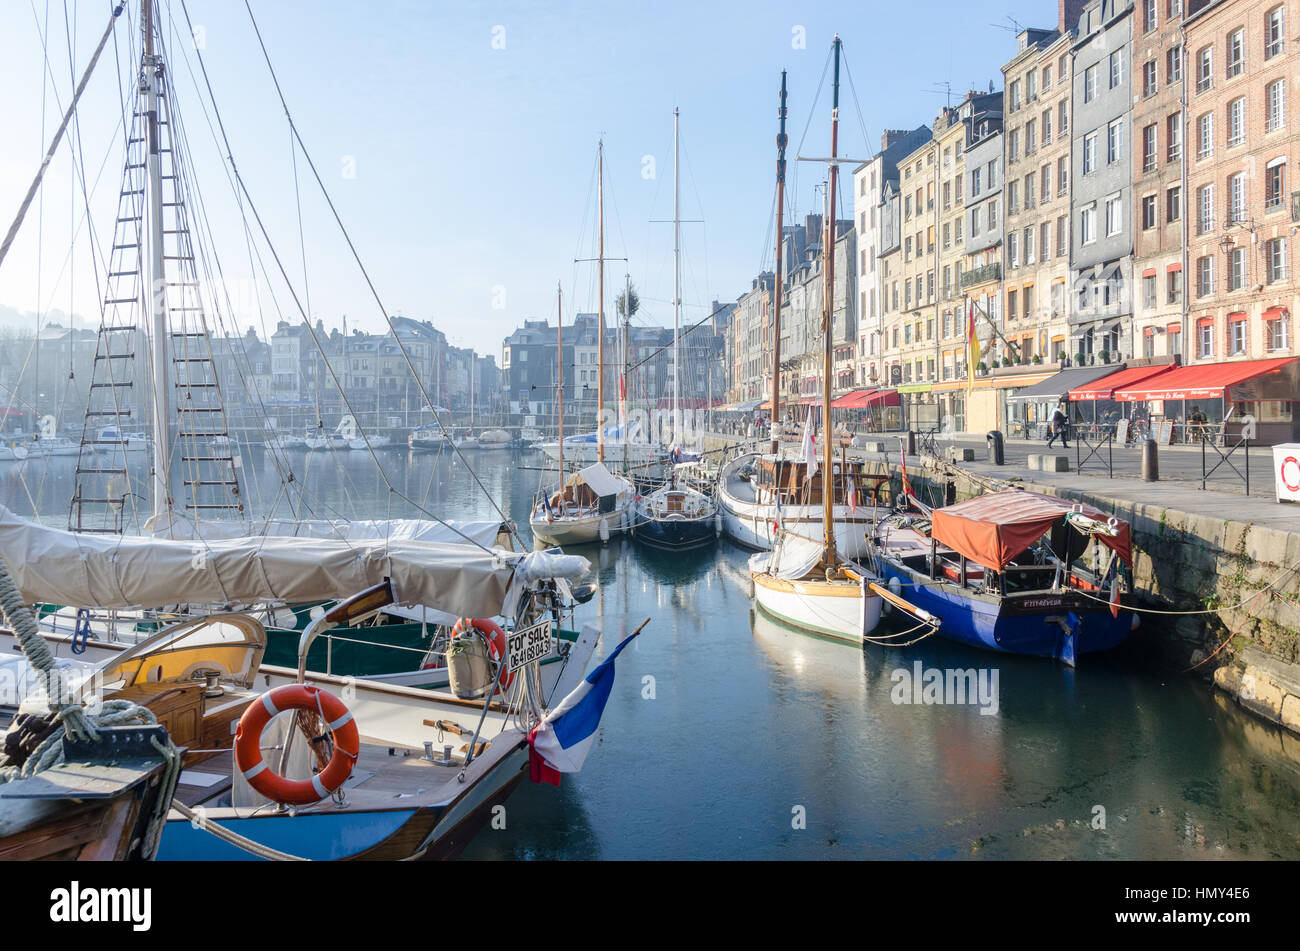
[5,447,1300,859]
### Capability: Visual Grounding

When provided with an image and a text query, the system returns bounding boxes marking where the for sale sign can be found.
[506,620,554,672]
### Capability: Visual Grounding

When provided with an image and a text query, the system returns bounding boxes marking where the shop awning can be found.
[896,383,932,394]
[831,388,878,409]
[931,488,1132,570]
[1004,365,1119,403]
[1069,363,1177,401]
[733,399,763,413]
[1114,357,1300,402]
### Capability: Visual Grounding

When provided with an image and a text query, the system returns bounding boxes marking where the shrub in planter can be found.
[1032,354,1043,364]
[1098,349,1111,363]
[977,362,989,375]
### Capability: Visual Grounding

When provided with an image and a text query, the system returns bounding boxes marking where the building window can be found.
[1025,119,1037,154]
[1081,205,1096,245]
[1057,215,1068,256]
[1198,319,1215,358]
[1043,64,1052,91]
[1143,274,1158,308]
[1196,255,1215,297]
[1266,79,1286,132]
[1144,0,1157,32]
[1008,180,1019,215]
[988,198,998,230]
[1107,119,1124,164]
[1084,64,1098,102]
[1196,46,1213,93]
[1025,173,1036,209]
[1196,184,1214,234]
[1197,111,1214,159]
[1228,172,1247,224]
[1083,131,1098,174]
[1142,124,1158,171]
[1228,246,1247,290]
[1043,109,1053,144]
[1143,59,1158,97]
[1040,221,1050,259]
[1267,312,1290,350]
[971,168,981,195]
[1167,45,1182,84]
[970,208,980,237]
[1266,6,1285,59]
[988,158,998,188]
[1142,194,1157,229]
[1007,288,1018,318]
[1169,324,1183,356]
[1105,195,1123,237]
[1010,79,1022,112]
[1040,164,1051,203]
[1167,268,1183,304]
[1166,113,1181,162]
[1058,156,1068,194]
[1143,327,1156,358]
[1266,237,1289,283]
[1226,27,1245,78]
[1109,50,1124,89]
[1229,316,1247,355]
[1059,99,1068,134]
[1025,226,1035,264]
[1265,160,1286,211]
[1227,97,1246,147]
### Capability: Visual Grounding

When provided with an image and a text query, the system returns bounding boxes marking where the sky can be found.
[0,0,1051,358]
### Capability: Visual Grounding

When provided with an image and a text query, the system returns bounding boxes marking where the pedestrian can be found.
[1188,404,1207,442]
[1046,401,1070,449]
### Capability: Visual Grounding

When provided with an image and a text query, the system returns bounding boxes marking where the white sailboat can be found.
[750,43,888,643]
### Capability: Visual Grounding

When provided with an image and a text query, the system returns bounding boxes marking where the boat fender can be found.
[450,617,515,692]
[234,684,360,806]
[715,513,723,536]
[884,576,902,614]
[599,518,610,543]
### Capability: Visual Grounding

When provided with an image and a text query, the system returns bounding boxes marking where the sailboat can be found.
[717,65,889,557]
[633,108,718,552]
[530,144,634,547]
[749,41,916,643]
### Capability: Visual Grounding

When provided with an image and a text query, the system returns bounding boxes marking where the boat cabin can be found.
[753,455,893,508]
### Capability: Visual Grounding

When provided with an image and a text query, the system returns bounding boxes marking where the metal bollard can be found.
[986,429,1005,466]
[1141,438,1159,482]
[905,430,917,455]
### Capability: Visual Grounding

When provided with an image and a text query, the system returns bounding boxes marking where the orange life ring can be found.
[450,617,514,692]
[233,684,359,806]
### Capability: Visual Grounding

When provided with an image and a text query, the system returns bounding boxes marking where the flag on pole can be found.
[899,438,917,502]
[847,476,857,514]
[541,492,555,523]
[1101,552,1122,618]
[528,628,643,785]
[799,409,818,485]
[966,297,980,382]
[772,492,783,535]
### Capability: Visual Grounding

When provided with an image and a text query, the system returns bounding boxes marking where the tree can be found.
[616,283,640,321]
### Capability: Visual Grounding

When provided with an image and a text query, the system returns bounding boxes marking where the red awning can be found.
[831,388,878,409]
[1114,357,1300,402]
[863,389,900,407]
[931,489,1131,570]
[1068,364,1177,401]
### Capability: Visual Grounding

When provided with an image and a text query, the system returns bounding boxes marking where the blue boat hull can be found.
[878,562,1134,664]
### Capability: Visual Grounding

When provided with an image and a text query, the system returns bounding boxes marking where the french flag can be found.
[527,628,641,785]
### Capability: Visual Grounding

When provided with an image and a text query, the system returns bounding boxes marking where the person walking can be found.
[1046,401,1070,449]
[1188,405,1208,443]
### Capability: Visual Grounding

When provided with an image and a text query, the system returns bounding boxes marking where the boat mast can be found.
[597,140,606,464]
[143,0,171,519]
[770,71,788,456]
[672,107,681,450]
[622,271,631,475]
[557,282,564,511]
[822,36,842,566]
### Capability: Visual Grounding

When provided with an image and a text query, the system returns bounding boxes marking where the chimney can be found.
[1059,0,1086,33]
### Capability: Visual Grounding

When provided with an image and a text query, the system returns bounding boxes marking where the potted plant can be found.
[1057,349,1068,362]
[977,361,989,375]
[1075,351,1086,366]
[990,358,1001,369]
[1032,354,1043,364]
[1098,348,1111,363]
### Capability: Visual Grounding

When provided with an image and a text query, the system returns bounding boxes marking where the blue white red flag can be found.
[527,628,642,785]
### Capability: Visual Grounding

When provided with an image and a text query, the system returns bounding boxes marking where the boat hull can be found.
[751,571,882,643]
[877,561,1134,664]
[633,513,717,551]
[530,502,630,546]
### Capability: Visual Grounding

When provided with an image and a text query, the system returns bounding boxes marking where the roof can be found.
[1004,365,1119,403]
[570,462,627,498]
[1114,357,1300,402]
[930,489,1131,571]
[1068,364,1176,401]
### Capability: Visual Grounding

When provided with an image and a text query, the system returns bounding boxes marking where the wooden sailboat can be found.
[750,39,895,643]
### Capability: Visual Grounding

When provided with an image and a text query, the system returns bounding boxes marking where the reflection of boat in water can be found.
[874,488,1138,665]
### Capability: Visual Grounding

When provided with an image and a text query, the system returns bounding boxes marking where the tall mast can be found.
[822,36,842,565]
[622,271,631,475]
[143,0,170,519]
[672,107,681,448]
[597,140,606,464]
[557,282,564,507]
[770,70,788,455]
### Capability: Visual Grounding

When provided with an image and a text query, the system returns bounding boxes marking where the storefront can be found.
[1113,357,1300,445]
[1002,365,1118,441]
[830,388,902,432]
[1064,362,1178,436]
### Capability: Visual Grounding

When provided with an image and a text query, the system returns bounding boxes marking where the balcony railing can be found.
[960,263,1001,288]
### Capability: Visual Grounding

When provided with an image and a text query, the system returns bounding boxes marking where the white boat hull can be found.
[751,572,883,642]
[530,499,632,546]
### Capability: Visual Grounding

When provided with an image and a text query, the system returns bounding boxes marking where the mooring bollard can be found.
[1141,437,1159,482]
[905,430,917,455]
[987,429,1005,466]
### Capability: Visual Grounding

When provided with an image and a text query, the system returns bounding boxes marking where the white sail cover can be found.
[147,511,507,549]
[748,533,824,581]
[0,507,588,619]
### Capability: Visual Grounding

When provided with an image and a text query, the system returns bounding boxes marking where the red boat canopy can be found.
[1068,364,1176,401]
[1114,357,1299,402]
[930,489,1132,570]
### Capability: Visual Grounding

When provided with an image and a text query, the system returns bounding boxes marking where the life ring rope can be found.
[233,684,359,806]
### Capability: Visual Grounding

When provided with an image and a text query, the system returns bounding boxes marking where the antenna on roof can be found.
[921,81,954,108]
[988,15,1023,33]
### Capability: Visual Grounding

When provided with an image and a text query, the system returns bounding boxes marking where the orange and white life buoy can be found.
[233,684,359,806]
[450,617,514,692]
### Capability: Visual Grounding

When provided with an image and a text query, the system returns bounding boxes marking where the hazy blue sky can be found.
[0,0,1049,357]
